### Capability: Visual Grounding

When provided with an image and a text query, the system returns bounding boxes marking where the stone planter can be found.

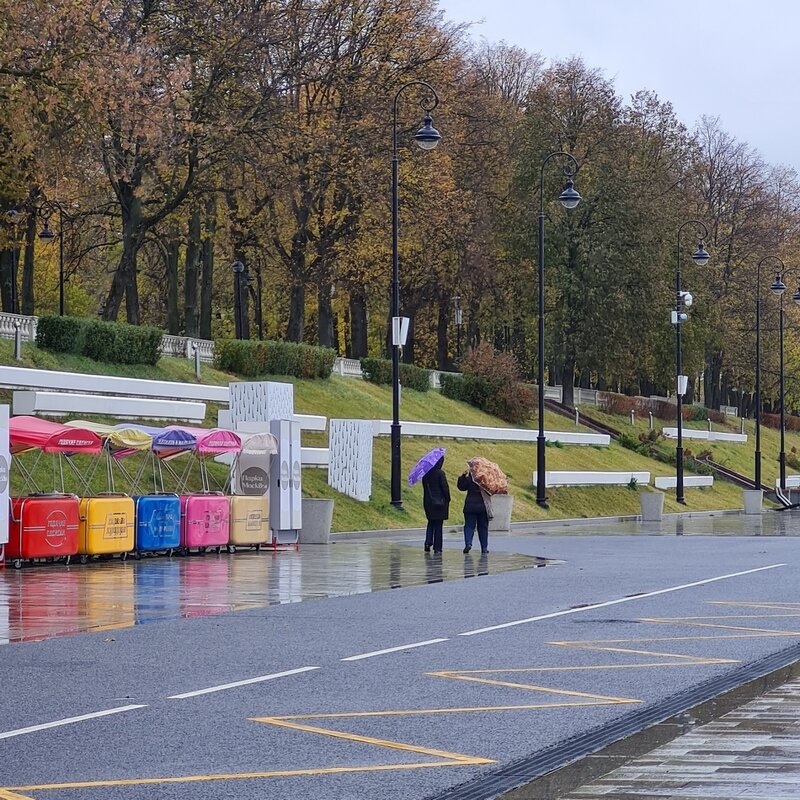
[742,489,763,515]
[639,491,665,522]
[300,498,335,544]
[488,494,514,532]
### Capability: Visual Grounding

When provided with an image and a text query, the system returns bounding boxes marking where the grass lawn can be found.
[0,340,758,531]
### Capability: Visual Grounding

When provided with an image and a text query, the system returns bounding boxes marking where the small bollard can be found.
[193,344,201,379]
[13,322,22,361]
[648,411,653,431]
[630,410,635,426]
[740,417,745,435]
[574,409,579,427]
[707,417,711,433]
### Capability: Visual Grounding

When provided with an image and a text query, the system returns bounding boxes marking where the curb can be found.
[330,508,744,542]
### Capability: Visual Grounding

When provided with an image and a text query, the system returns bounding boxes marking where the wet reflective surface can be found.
[528,510,800,537]
[0,543,543,644]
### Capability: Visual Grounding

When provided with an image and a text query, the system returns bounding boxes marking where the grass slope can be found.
[0,340,758,531]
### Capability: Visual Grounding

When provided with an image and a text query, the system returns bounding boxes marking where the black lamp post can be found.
[38,202,66,316]
[674,221,710,504]
[389,81,441,509]
[535,153,581,509]
[768,266,800,491]
[232,260,245,340]
[749,255,784,490]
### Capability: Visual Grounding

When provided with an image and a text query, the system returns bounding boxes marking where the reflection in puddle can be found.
[0,543,544,644]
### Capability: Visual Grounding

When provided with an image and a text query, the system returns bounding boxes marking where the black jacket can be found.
[457,472,486,515]
[422,458,451,521]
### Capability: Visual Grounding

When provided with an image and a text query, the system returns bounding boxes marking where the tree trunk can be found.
[436,300,449,370]
[317,280,334,348]
[199,199,216,340]
[21,204,36,315]
[349,288,368,358]
[184,209,201,337]
[0,250,13,312]
[287,282,304,342]
[104,192,142,322]
[560,360,576,409]
[164,233,180,334]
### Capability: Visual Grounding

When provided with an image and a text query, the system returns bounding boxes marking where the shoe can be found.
[481,550,489,554]
[463,546,471,554]
[424,545,431,552]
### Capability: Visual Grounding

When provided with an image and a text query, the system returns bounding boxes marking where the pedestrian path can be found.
[562,675,800,799]
[0,542,543,644]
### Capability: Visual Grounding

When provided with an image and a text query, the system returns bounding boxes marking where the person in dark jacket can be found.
[422,456,450,553]
[457,471,489,554]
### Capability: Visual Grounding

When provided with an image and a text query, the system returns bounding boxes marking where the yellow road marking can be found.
[253,716,495,765]
[0,789,34,800]
[7,762,481,792]
[428,671,639,704]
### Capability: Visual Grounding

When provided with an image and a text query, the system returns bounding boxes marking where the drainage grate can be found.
[425,639,800,800]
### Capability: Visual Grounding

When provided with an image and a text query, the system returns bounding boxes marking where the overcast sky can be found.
[437,0,795,172]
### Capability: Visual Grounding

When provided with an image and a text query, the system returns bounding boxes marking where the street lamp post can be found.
[38,202,66,316]
[389,81,441,509]
[750,255,785,490]
[232,260,245,340]
[535,153,581,509]
[768,266,800,491]
[674,221,710,504]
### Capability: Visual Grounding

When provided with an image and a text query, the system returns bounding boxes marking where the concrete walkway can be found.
[563,675,800,799]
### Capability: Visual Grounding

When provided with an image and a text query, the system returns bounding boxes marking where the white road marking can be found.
[168,666,320,699]
[0,705,147,740]
[341,638,450,661]
[459,563,787,636]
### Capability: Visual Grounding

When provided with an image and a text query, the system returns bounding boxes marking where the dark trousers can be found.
[464,511,489,552]
[424,520,443,552]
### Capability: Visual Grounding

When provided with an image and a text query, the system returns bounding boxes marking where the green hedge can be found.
[360,357,430,392]
[215,339,336,379]
[35,315,162,365]
[440,373,532,424]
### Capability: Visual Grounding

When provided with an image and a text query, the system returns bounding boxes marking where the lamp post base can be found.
[390,500,404,510]
[536,499,549,510]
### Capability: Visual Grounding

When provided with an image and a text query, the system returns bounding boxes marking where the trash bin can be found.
[488,494,514,532]
[301,499,334,544]
[742,489,763,515]
[639,491,665,522]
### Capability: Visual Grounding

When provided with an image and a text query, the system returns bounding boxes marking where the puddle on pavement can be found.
[0,542,546,644]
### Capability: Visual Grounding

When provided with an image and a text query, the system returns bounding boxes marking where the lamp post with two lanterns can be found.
[673,221,710,504]
[767,266,800,491]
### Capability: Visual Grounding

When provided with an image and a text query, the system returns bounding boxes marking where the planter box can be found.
[300,498,334,544]
[742,489,763,515]
[488,494,514,532]
[639,491,664,522]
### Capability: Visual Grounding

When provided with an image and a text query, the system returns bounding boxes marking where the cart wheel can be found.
[133,551,141,560]
[12,559,22,570]
[256,544,262,552]
[198,546,207,555]
[79,555,89,565]
[215,546,221,555]
[227,544,236,554]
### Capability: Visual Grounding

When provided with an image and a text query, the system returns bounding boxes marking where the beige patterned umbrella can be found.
[468,457,508,495]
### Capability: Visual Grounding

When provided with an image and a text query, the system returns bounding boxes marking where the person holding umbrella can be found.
[408,447,450,553]
[422,455,450,553]
[458,457,505,554]
[457,469,490,554]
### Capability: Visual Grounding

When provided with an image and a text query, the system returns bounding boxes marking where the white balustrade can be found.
[0,313,38,342]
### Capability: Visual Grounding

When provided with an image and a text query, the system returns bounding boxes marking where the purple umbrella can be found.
[408,447,446,486]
